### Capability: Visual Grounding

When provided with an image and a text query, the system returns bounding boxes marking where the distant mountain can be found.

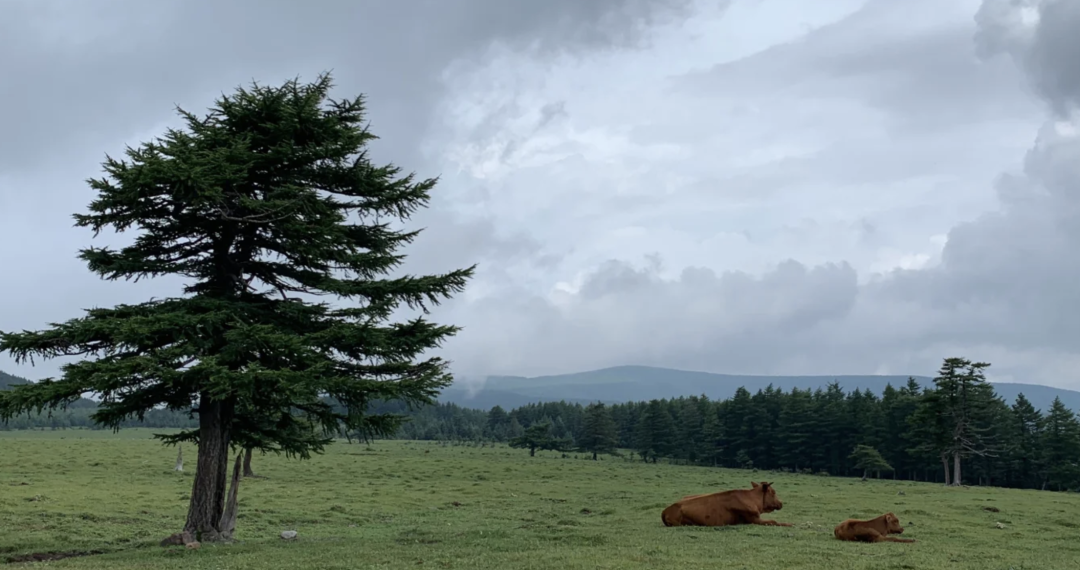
[0,370,99,408]
[438,365,1080,414]
[7,365,1079,416]
[0,370,30,390]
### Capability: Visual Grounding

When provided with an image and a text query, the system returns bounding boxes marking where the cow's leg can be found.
[883,536,916,543]
[851,529,884,542]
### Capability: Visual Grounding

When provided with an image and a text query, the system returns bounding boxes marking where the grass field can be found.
[1,430,1077,569]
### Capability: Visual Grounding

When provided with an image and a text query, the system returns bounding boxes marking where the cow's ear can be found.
[751,481,761,488]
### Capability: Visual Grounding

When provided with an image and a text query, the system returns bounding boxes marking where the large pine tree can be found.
[0,74,474,541]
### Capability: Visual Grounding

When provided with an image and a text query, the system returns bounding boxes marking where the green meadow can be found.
[1,429,1077,569]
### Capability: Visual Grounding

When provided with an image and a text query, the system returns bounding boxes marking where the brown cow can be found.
[833,512,915,543]
[661,481,793,528]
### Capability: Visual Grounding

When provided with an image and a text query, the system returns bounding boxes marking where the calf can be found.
[833,512,915,543]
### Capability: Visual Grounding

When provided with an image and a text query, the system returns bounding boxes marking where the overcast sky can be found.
[3,0,1079,390]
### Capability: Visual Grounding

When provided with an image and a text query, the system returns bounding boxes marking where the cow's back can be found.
[834,519,879,541]
[667,490,754,527]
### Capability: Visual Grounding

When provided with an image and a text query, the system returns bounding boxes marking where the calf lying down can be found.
[834,512,915,543]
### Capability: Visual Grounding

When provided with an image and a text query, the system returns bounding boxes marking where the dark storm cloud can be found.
[0,0,695,173]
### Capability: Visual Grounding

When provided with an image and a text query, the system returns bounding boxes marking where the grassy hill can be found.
[439,365,1080,413]
[1,429,1077,569]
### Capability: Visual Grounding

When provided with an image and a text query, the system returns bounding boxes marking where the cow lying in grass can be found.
[833,512,915,543]
[661,481,793,527]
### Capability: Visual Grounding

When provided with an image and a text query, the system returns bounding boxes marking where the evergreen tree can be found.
[507,417,525,439]
[635,399,677,463]
[881,381,920,480]
[818,383,849,475]
[674,397,703,463]
[509,421,570,457]
[721,388,753,466]
[1009,393,1045,488]
[908,383,954,484]
[0,74,473,541]
[578,402,619,460]
[698,401,724,466]
[776,388,813,471]
[487,406,509,434]
[933,357,996,486]
[1041,397,1080,491]
[748,387,782,469]
[849,444,893,481]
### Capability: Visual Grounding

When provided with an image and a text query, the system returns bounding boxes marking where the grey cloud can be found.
[12,0,1080,392]
[0,0,693,379]
[1025,0,1080,115]
[864,0,1080,362]
[975,0,1080,117]
[680,0,1037,133]
[442,257,859,377]
[0,0,694,174]
[438,0,1080,388]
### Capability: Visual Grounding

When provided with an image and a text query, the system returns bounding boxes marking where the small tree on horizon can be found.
[0,73,474,543]
[509,421,570,457]
[849,444,893,481]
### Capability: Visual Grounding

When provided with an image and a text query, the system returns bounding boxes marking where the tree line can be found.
[8,356,1080,492]
[377,357,1080,492]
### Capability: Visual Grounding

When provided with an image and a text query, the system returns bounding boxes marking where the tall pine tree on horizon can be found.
[578,402,619,460]
[1042,396,1080,491]
[0,73,474,542]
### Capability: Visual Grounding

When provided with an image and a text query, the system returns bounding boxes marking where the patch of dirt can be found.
[983,506,1001,513]
[6,550,104,564]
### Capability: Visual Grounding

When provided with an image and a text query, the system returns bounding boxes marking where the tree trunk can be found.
[242,447,257,478]
[861,469,868,482]
[951,452,962,487]
[183,394,236,541]
[217,452,243,541]
[941,453,951,486]
[592,451,598,461]
[529,446,535,457]
[174,445,184,472]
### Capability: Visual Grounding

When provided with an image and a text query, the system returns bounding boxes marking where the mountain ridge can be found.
[439,365,1080,413]
[6,365,1080,415]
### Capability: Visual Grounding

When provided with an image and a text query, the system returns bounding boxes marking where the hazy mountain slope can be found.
[8,365,1078,415]
[0,370,98,408]
[0,370,29,390]
[440,365,1080,413]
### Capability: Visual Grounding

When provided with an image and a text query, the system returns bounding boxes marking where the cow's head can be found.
[752,481,783,512]
[883,512,904,535]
